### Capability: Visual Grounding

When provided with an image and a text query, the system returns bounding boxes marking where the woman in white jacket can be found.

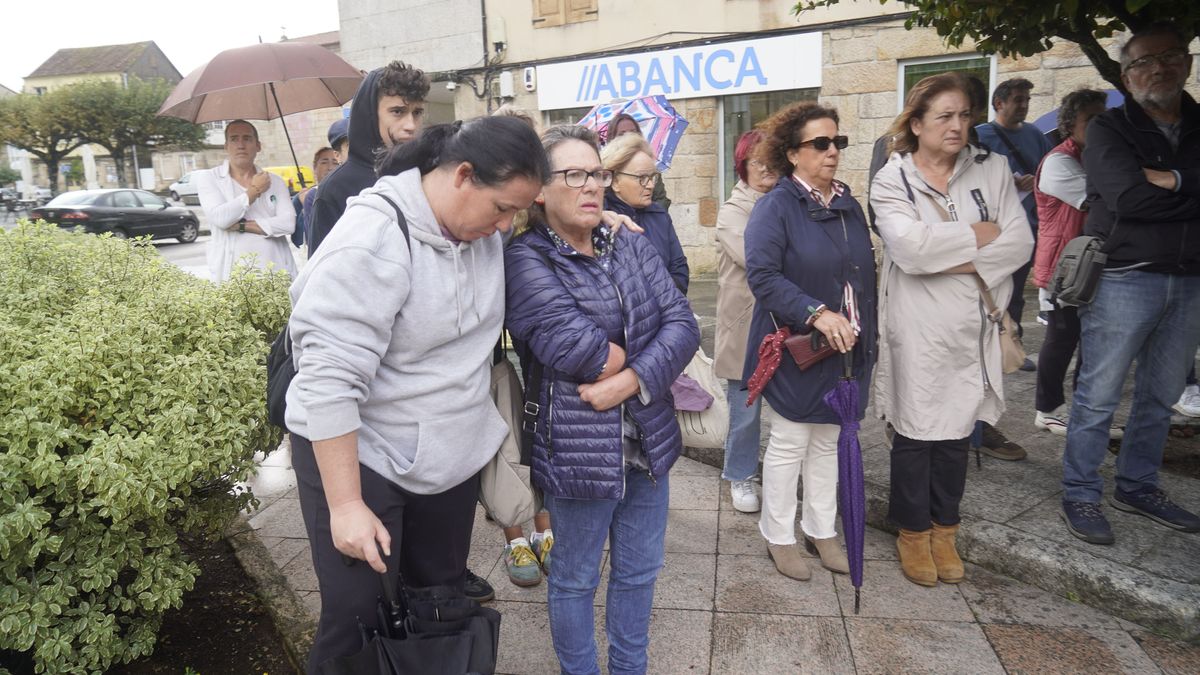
[870,73,1033,588]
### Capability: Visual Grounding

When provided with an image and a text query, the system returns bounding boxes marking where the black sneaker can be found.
[1036,311,1049,326]
[464,569,495,603]
[979,423,1027,461]
[1061,501,1115,544]
[1111,487,1200,533]
[1018,357,1037,372]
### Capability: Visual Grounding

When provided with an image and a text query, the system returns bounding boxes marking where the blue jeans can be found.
[722,379,762,481]
[1062,270,1200,503]
[545,470,670,675]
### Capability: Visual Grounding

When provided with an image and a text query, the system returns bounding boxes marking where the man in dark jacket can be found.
[307,61,429,255]
[1060,23,1200,545]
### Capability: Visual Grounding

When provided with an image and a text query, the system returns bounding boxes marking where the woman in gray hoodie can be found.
[284,116,549,671]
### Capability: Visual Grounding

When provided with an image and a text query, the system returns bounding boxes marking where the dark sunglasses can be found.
[796,135,849,152]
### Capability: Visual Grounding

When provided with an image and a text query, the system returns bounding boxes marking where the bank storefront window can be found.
[898,55,993,110]
[721,89,818,199]
[544,106,592,128]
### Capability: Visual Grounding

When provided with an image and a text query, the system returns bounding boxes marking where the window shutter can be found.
[532,0,565,28]
[565,0,599,23]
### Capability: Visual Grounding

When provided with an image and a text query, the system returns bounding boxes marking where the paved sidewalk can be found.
[230,273,1200,672]
[240,445,1198,673]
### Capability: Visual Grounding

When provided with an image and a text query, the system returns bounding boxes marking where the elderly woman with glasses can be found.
[743,102,878,582]
[505,124,699,674]
[602,132,690,294]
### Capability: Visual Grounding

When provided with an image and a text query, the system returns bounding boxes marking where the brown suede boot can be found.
[930,523,965,583]
[896,529,937,587]
[767,543,811,580]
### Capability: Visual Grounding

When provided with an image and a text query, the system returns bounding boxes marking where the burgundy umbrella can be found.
[158,42,363,188]
[823,352,866,613]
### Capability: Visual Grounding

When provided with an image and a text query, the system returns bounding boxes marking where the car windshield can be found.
[46,192,99,206]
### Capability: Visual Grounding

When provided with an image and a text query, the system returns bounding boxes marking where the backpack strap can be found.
[988,122,1036,175]
[377,193,411,246]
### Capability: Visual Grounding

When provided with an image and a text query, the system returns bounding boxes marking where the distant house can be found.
[23,41,182,93]
[19,41,188,193]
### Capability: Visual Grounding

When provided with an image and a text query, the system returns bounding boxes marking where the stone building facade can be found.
[337,0,1200,275]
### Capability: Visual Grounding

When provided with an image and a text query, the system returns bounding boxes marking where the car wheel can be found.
[170,191,180,202]
[110,229,129,240]
[178,219,199,244]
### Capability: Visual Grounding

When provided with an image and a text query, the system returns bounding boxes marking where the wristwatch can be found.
[237,218,246,233]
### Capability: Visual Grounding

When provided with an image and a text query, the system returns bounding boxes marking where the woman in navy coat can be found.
[743,102,878,582]
[505,124,699,675]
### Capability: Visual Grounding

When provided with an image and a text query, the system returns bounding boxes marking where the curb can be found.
[226,514,316,673]
[682,447,1200,641]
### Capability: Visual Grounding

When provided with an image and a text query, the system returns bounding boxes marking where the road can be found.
[6,200,307,281]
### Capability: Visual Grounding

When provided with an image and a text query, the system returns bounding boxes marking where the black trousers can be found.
[1036,305,1082,412]
[888,433,970,531]
[291,434,480,673]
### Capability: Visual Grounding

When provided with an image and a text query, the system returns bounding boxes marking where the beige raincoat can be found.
[870,147,1034,441]
[714,180,767,380]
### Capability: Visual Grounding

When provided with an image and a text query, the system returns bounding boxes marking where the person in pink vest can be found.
[1031,89,1110,436]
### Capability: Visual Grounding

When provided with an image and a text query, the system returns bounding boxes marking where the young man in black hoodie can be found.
[307,61,430,255]
[304,61,497,603]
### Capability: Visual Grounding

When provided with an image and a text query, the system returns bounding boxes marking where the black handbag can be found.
[265,195,410,429]
[1051,234,1110,307]
[317,573,500,675]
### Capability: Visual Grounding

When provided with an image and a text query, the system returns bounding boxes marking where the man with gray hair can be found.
[1060,24,1200,545]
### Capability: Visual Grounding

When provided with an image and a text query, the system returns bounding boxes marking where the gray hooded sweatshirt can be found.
[285,169,508,495]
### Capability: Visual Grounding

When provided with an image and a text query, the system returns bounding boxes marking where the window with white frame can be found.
[897,54,994,113]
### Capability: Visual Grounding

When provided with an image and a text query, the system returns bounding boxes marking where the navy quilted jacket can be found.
[505,224,700,500]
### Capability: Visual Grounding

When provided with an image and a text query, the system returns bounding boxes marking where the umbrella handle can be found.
[842,350,853,379]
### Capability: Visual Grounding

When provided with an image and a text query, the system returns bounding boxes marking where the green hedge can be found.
[0,222,290,673]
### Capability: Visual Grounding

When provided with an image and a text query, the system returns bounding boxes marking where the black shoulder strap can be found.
[988,122,1036,175]
[517,240,555,457]
[377,193,411,246]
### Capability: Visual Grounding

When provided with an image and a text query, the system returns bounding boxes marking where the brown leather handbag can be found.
[784,329,836,371]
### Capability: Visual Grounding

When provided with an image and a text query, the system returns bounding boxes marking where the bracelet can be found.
[806,304,827,326]
[238,218,246,233]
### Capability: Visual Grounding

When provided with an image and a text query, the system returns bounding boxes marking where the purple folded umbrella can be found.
[823,353,866,613]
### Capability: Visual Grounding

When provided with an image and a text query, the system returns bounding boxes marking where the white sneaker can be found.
[729,479,760,513]
[1035,410,1069,436]
[1173,384,1200,418]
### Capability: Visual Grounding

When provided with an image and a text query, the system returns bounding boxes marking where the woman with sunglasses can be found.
[870,73,1032,587]
[743,102,877,581]
[601,132,690,294]
[505,125,699,675]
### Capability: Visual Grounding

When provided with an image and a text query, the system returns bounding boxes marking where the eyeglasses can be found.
[795,135,849,152]
[1125,48,1190,72]
[616,171,660,188]
[748,159,775,174]
[552,169,614,188]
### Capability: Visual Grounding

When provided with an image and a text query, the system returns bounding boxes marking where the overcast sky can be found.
[3,1,340,92]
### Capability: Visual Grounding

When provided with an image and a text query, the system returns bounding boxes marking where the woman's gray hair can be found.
[541,124,600,161]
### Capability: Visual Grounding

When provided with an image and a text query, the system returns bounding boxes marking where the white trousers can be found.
[758,409,840,544]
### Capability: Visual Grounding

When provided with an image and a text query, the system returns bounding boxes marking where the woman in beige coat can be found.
[715,130,777,513]
[870,73,1033,588]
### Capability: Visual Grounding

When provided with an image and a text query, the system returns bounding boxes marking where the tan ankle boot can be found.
[896,529,937,587]
[805,536,850,574]
[930,523,965,583]
[767,543,810,580]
